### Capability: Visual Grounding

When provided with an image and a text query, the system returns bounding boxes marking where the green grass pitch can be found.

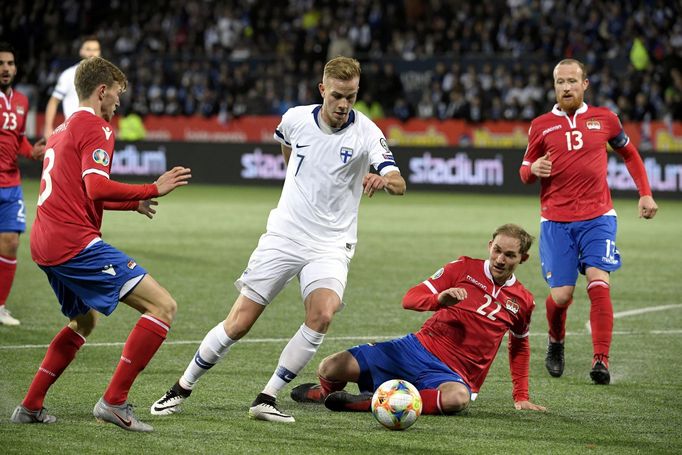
[1,180,680,454]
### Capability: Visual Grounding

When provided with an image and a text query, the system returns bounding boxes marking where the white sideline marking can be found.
[1,330,681,351]
[585,303,682,333]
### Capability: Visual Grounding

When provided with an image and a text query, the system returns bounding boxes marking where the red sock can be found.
[546,294,572,342]
[319,375,346,397]
[588,280,612,364]
[103,315,169,405]
[0,255,17,306]
[420,389,443,415]
[22,326,85,410]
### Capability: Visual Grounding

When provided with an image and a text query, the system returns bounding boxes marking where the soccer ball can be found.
[371,379,422,430]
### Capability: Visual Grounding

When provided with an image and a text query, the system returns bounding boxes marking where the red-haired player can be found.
[520,58,658,384]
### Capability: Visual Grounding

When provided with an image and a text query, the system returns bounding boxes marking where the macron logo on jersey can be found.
[542,124,562,136]
[102,126,113,140]
[466,275,488,292]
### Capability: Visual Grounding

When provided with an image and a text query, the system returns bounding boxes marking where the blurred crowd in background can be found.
[3,0,682,122]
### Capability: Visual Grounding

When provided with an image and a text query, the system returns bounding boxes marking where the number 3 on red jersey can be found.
[37,148,55,206]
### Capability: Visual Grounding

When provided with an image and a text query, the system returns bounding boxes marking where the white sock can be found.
[262,324,325,398]
[179,322,235,390]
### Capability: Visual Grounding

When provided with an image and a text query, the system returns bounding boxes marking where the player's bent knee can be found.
[550,288,574,306]
[317,354,338,378]
[156,295,177,323]
[318,351,351,380]
[439,383,470,414]
[308,310,335,330]
[0,233,20,255]
[69,311,98,337]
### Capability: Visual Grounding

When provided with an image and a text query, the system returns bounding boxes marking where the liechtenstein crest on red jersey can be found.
[505,298,520,314]
[586,119,601,130]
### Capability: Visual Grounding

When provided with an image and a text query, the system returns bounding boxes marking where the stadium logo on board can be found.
[92,149,110,166]
[586,119,601,130]
[505,298,519,314]
[340,147,353,163]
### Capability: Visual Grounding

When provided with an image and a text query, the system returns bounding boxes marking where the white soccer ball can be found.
[371,379,422,430]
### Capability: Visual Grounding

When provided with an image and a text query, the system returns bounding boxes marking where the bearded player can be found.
[519,58,658,385]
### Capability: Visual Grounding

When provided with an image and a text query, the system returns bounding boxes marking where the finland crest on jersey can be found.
[271,104,399,248]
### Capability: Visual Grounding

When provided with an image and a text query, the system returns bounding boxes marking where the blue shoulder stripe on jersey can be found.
[312,105,355,131]
[274,128,291,146]
[377,161,397,172]
[608,129,629,149]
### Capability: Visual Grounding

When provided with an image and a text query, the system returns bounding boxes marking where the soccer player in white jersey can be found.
[151,56,406,423]
[43,36,101,137]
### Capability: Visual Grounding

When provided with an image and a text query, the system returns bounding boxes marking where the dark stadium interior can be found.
[4,0,681,122]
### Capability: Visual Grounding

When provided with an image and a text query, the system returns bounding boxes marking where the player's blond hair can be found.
[323,56,361,82]
[75,56,127,101]
[554,58,588,81]
[492,224,534,255]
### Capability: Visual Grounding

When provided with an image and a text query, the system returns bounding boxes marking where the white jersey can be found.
[51,64,79,119]
[271,104,399,249]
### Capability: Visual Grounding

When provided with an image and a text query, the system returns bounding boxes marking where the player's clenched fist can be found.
[438,287,468,307]
[154,166,192,196]
[530,152,552,178]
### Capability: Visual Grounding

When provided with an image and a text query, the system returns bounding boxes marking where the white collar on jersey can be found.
[74,107,96,115]
[0,88,13,110]
[551,102,588,129]
[483,259,516,298]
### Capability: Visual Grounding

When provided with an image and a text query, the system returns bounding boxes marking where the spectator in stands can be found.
[2,0,680,124]
[354,92,384,120]
[118,110,147,141]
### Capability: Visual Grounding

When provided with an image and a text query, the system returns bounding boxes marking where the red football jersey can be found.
[0,89,32,187]
[31,108,118,266]
[521,104,627,222]
[405,256,535,395]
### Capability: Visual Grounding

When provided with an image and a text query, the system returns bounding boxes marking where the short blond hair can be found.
[492,224,534,255]
[554,58,588,80]
[75,56,127,101]
[323,56,361,82]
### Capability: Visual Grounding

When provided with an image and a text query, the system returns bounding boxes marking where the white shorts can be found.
[234,232,353,305]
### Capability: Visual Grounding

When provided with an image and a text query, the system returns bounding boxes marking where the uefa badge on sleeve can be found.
[92,149,110,166]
